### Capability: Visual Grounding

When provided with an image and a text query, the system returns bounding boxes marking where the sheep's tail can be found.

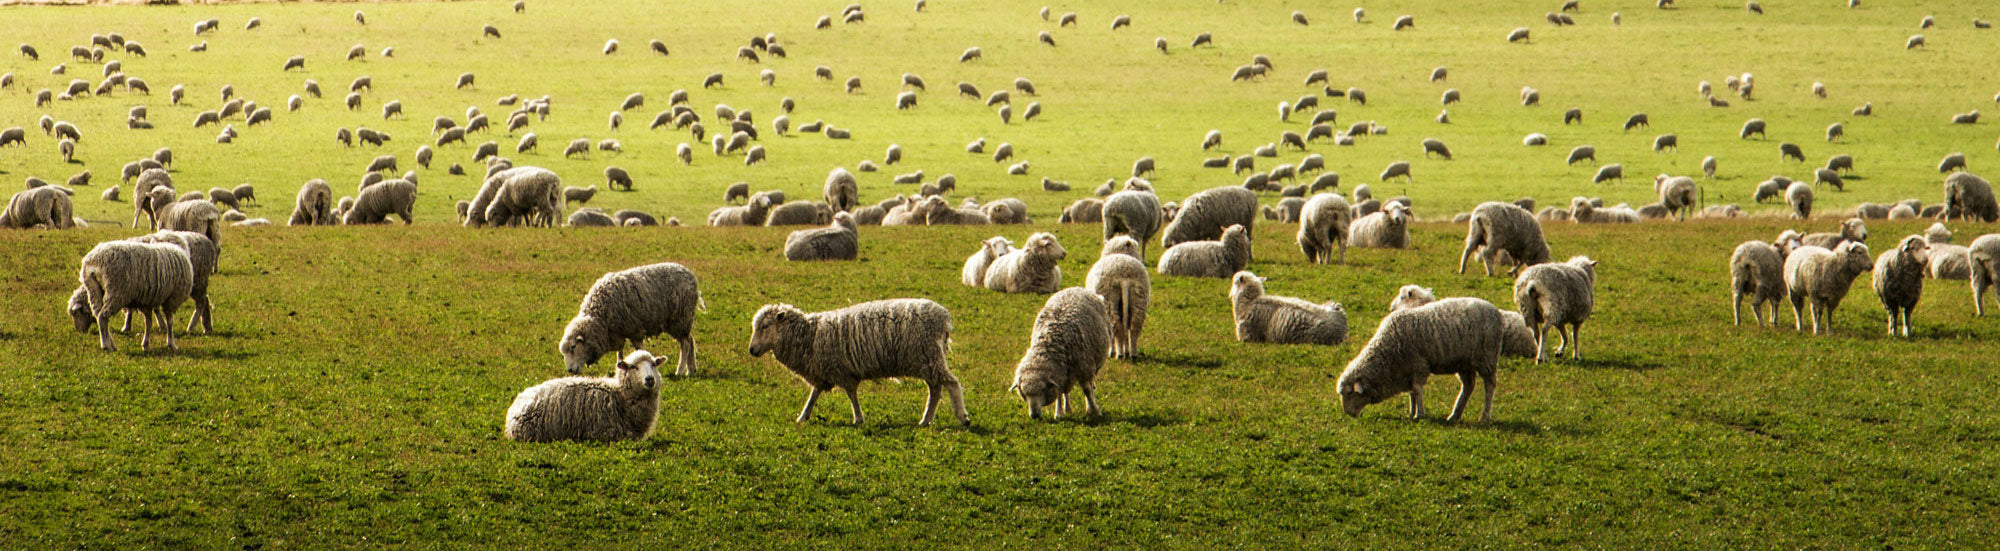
[1516,281,1545,327]
[695,296,708,313]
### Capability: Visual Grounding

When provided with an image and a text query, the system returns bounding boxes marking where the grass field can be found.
[4,0,2000,546]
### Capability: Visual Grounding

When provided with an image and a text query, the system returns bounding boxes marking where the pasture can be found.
[2,0,1999,546]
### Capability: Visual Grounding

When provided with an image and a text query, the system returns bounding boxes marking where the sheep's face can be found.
[1840,242,1874,272]
[1100,236,1139,259]
[1338,381,1379,418]
[560,316,607,375]
[1222,225,1250,245]
[1843,219,1869,242]
[748,304,802,358]
[68,288,94,332]
[1899,236,1931,265]
[1026,233,1066,261]
[985,237,1016,259]
[616,351,661,390]
[1389,285,1437,312]
[1011,379,1058,419]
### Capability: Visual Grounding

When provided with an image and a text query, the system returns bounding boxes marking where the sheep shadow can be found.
[1060,408,1187,428]
[158,347,257,361]
[1128,351,1223,370]
[1515,355,1664,371]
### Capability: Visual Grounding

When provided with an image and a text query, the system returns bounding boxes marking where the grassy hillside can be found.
[3,0,1999,547]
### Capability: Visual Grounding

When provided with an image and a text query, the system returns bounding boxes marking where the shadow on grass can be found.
[149,347,258,361]
[1131,350,1223,370]
[1520,354,1665,371]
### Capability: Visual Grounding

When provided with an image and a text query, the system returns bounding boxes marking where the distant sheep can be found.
[1296,193,1352,264]
[785,212,859,261]
[1103,185,1163,257]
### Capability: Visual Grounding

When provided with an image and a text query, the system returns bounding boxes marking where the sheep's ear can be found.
[616,360,630,370]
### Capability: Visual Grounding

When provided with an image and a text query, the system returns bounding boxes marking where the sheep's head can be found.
[1100,236,1140,259]
[617,350,662,390]
[1841,218,1869,242]
[68,287,94,332]
[556,314,618,373]
[1568,196,1593,221]
[1023,232,1066,261]
[1838,241,1874,272]
[1010,375,1060,419]
[1927,223,1952,244]
[1123,178,1154,193]
[832,211,856,230]
[1382,205,1410,228]
[1336,377,1382,418]
[1230,271,1265,300]
[1567,256,1599,280]
[1389,285,1437,312]
[748,304,805,358]
[1896,235,1930,265]
[984,236,1016,259]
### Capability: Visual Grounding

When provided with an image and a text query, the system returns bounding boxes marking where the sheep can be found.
[122,230,218,335]
[1954,110,1980,124]
[1654,175,1699,221]
[1512,255,1597,363]
[0,187,75,229]
[1730,240,1792,327]
[1567,145,1596,165]
[1507,27,1531,43]
[341,180,416,225]
[1460,202,1550,276]
[551,262,705,379]
[961,236,1016,287]
[1379,161,1413,183]
[1231,271,1347,345]
[1009,288,1112,419]
[1297,193,1353,264]
[1158,224,1251,278]
[1336,297,1503,422]
[1786,241,1874,333]
[1086,238,1150,360]
[1972,235,2000,314]
[750,299,964,426]
[1874,235,1931,336]
[207,187,240,212]
[1802,218,1869,249]
[1103,186,1163,258]
[1393,15,1414,29]
[766,201,833,226]
[1160,186,1257,253]
[75,241,193,352]
[959,47,982,62]
[503,349,663,443]
[1942,172,1999,222]
[1621,113,1650,132]
[985,232,1066,293]
[782,211,859,261]
[1349,203,1412,248]
[1653,134,1678,153]
[563,185,598,207]
[288,179,334,226]
[1418,138,1454,161]
[566,208,616,227]
[709,194,776,227]
[1939,152,1970,174]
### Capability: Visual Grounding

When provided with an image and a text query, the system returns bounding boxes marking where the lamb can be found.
[1513,256,1598,363]
[1348,203,1412,248]
[1231,271,1347,345]
[1971,235,2000,315]
[985,233,1067,293]
[1161,186,1257,251]
[1874,235,1931,336]
[560,262,702,378]
[1787,181,1816,219]
[1297,193,1353,264]
[1158,224,1251,278]
[1786,241,1874,333]
[1942,172,1999,222]
[1802,218,1868,249]
[503,350,663,443]
[784,212,859,261]
[1730,240,1790,326]
[288,179,334,226]
[76,240,193,352]
[1460,202,1550,276]
[1336,297,1503,422]
[1009,288,1112,419]
[1087,237,1150,359]
[962,237,1015,287]
[1102,185,1164,257]
[750,299,965,426]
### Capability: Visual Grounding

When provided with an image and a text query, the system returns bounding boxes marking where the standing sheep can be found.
[1087,237,1150,359]
[76,241,193,352]
[1788,181,1816,219]
[1102,185,1163,257]
[1730,240,1791,327]
[1942,172,1999,222]
[823,167,859,213]
[1297,193,1353,264]
[1786,242,1874,334]
[1460,202,1550,276]
[288,179,334,226]
[1010,288,1112,419]
[561,263,701,376]
[503,350,663,443]
[1349,203,1411,248]
[985,233,1067,293]
[1230,271,1347,345]
[1654,175,1699,221]
[1968,235,2000,315]
[1514,256,1597,363]
[1159,224,1251,278]
[1874,236,1930,336]
[127,230,218,335]
[784,212,859,261]
[1161,186,1257,251]
[1336,297,1504,422]
[749,299,967,426]
[343,180,417,225]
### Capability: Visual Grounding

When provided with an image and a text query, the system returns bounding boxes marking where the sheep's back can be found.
[810,299,952,381]
[582,263,701,341]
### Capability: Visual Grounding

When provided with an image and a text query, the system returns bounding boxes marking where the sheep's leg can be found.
[1446,372,1475,422]
[1732,292,1744,326]
[1457,239,1480,275]
[1569,324,1582,359]
[1531,325,1547,364]
[119,308,132,332]
[920,382,941,427]
[138,309,155,350]
[1478,371,1496,423]
[795,387,822,423]
[1551,324,1570,356]
[160,307,177,351]
[1976,279,1989,317]
[1902,308,1913,337]
[947,382,968,425]
[1081,383,1101,417]
[1408,383,1426,420]
[1337,241,1346,265]
[1057,393,1070,417]
[1885,308,1897,336]
[842,386,864,425]
[1809,301,1824,335]
[95,310,116,352]
[1791,295,1806,331]
[677,336,697,377]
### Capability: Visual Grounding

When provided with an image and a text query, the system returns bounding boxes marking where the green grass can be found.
[3,0,2000,546]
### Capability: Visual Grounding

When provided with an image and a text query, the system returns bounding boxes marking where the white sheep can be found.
[1337,297,1504,422]
[749,299,967,426]
[1086,236,1150,359]
[1161,186,1257,251]
[1348,202,1411,248]
[1460,202,1549,276]
[1158,224,1251,278]
[1729,240,1789,327]
[1785,242,1874,334]
[1873,235,1930,336]
[1230,271,1347,345]
[504,350,663,442]
[1513,256,1597,363]
[961,236,1014,287]
[783,212,858,261]
[985,233,1066,293]
[1969,235,2000,315]
[1103,184,1163,257]
[1388,285,1539,358]
[1296,193,1352,264]
[1010,288,1112,419]
[76,240,193,352]
[561,263,702,376]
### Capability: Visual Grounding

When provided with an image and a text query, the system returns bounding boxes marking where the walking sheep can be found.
[1874,236,1930,336]
[749,299,966,426]
[1297,193,1353,264]
[1010,288,1112,419]
[76,240,193,352]
[1349,203,1411,248]
[1460,202,1550,276]
[1161,186,1257,251]
[1087,237,1150,359]
[504,350,663,443]
[1730,240,1790,327]
[1786,241,1874,333]
[1337,297,1503,422]
[1231,271,1347,345]
[985,233,1067,293]
[784,212,859,261]
[1158,224,1251,278]
[1514,256,1597,363]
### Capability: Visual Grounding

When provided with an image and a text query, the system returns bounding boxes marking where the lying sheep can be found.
[1161,186,1257,251]
[766,201,832,226]
[76,240,193,352]
[504,350,663,443]
[1349,203,1411,248]
[1337,297,1504,422]
[1060,198,1104,223]
[1010,288,1112,419]
[1786,241,1874,333]
[1230,271,1346,345]
[750,299,965,426]
[1087,237,1150,359]
[1158,224,1251,278]
[1514,256,1597,363]
[1874,235,1930,336]
[561,263,701,376]
[566,208,616,227]
[962,237,1015,287]
[1802,218,1868,249]
[985,233,1066,293]
[784,212,859,261]
[1297,193,1352,264]
[1460,202,1550,276]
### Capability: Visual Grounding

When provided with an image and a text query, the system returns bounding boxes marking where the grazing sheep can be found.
[1623,113,1649,131]
[1507,27,1531,43]
[1826,154,1854,174]
[1812,167,1847,192]
[985,232,1066,293]
[1591,164,1624,184]
[1730,240,1791,326]
[1787,182,1817,219]
[287,179,334,226]
[504,349,663,443]
[1102,186,1163,258]
[563,185,597,207]
[0,187,76,229]
[1513,256,1597,363]
[1778,143,1806,163]
[1943,172,1999,222]
[1008,287,1114,421]
[342,180,416,225]
[1940,152,1969,173]
[1954,110,1980,124]
[1159,224,1251,278]
[1653,134,1678,153]
[1337,297,1503,421]
[1231,271,1347,345]
[1786,242,1874,333]
[558,262,702,378]
[1654,175,1700,220]
[1380,161,1412,182]
[1460,202,1550,276]
[1349,203,1412,248]
[1874,236,1931,336]
[75,241,193,352]
[1566,145,1596,165]
[1161,186,1257,251]
[750,299,964,426]
[1297,193,1353,264]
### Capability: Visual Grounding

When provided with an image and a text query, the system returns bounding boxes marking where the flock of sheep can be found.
[9,1,2000,442]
